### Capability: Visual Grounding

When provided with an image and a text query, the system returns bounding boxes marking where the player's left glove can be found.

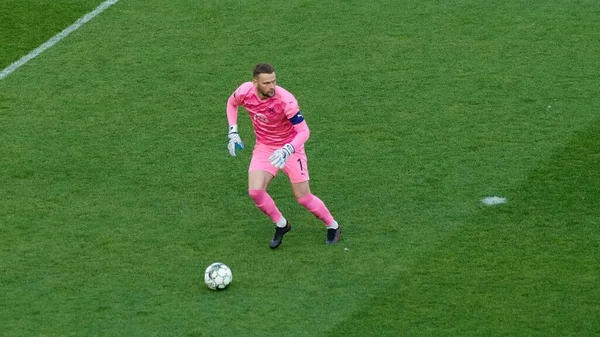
[269,144,295,169]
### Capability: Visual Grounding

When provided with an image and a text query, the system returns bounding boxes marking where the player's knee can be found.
[249,189,266,202]
[296,192,314,205]
[292,181,311,200]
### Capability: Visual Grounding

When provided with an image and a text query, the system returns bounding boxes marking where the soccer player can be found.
[226,63,341,248]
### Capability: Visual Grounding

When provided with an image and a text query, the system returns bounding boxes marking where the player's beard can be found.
[261,88,275,98]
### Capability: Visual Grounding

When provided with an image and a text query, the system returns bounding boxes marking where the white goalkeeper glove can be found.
[269,144,295,169]
[227,125,244,157]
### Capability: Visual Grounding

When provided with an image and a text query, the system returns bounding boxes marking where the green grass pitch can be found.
[1,0,599,336]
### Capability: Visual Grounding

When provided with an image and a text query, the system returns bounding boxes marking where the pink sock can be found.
[249,189,283,223]
[297,193,334,226]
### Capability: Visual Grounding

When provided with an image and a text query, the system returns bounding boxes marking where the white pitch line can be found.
[0,0,120,80]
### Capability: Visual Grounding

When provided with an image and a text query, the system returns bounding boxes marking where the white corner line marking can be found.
[0,0,120,81]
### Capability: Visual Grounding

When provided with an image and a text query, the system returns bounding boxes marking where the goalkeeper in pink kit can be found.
[226,63,341,248]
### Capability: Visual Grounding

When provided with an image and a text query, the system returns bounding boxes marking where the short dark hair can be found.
[253,63,275,78]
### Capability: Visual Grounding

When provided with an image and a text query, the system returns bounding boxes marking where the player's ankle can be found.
[327,220,339,229]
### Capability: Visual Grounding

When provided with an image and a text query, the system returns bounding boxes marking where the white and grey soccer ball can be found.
[204,262,232,290]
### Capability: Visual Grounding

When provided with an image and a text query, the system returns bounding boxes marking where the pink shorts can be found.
[249,143,310,183]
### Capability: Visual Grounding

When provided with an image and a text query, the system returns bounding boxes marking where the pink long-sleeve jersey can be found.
[227,82,309,149]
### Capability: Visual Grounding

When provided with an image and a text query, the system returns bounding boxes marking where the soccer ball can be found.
[204,262,232,290]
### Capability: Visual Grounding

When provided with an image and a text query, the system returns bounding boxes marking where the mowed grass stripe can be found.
[329,120,600,336]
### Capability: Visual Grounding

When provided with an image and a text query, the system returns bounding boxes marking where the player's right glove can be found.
[227,125,244,157]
